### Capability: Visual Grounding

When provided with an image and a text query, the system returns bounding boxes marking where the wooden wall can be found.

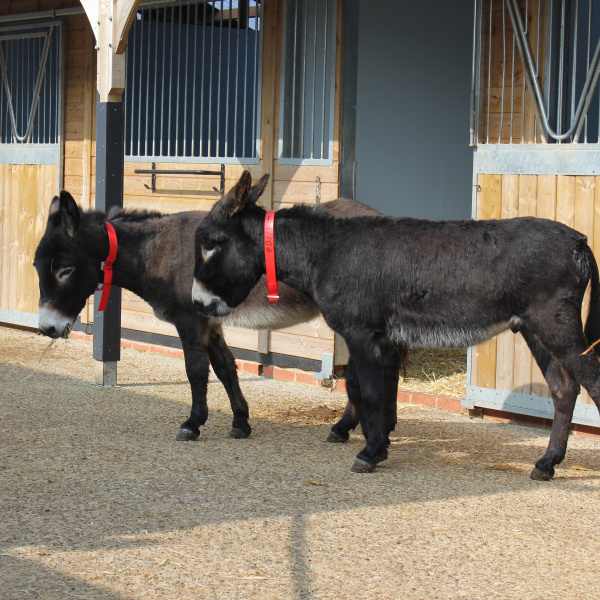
[0,1,91,320]
[472,173,598,407]
[0,165,57,314]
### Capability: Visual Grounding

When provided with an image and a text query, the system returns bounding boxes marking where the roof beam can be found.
[79,0,143,101]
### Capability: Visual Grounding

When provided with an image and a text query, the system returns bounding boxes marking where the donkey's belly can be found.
[388,320,512,349]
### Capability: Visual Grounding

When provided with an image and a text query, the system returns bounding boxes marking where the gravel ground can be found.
[2,325,600,600]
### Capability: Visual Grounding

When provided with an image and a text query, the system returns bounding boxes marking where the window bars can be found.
[472,0,600,144]
[0,22,60,145]
[124,0,262,162]
[279,0,337,164]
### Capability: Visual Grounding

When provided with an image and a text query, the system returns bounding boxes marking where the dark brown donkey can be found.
[34,179,404,443]
[193,170,600,478]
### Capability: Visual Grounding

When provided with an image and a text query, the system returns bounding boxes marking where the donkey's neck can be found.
[82,211,161,298]
[261,207,333,298]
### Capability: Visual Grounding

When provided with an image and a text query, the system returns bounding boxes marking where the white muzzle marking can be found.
[38,304,75,337]
[192,278,224,308]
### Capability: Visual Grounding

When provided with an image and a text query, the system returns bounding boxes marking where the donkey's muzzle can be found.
[38,304,74,339]
[191,279,232,317]
[193,298,232,318]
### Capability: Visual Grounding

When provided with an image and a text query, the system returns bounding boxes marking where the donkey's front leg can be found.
[206,324,252,439]
[175,324,210,441]
[346,343,388,473]
[328,342,403,445]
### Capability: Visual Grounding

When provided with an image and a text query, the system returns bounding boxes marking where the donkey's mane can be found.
[106,207,165,222]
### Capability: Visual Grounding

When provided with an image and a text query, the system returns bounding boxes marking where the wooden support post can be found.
[81,0,142,385]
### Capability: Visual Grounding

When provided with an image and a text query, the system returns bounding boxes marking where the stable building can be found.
[1,0,599,430]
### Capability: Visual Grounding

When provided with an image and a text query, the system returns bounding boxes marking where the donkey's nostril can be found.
[39,325,58,339]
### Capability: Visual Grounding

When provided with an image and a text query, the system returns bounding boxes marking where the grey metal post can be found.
[339,0,358,199]
[93,101,123,386]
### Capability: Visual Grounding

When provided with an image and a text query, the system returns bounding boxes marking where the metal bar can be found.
[534,0,541,141]
[233,0,241,158]
[152,6,159,156]
[252,0,259,158]
[200,0,208,156]
[208,0,215,157]
[586,0,592,142]
[242,1,249,157]
[215,0,224,157]
[571,0,579,137]
[505,0,600,142]
[486,0,492,143]
[167,4,174,156]
[138,15,144,155]
[134,163,225,193]
[510,9,515,142]
[182,2,191,157]
[498,0,506,143]
[321,0,329,159]
[190,0,198,157]
[159,6,166,156]
[175,4,183,156]
[290,0,298,157]
[311,0,318,157]
[144,12,151,156]
[224,0,232,158]
[470,0,481,145]
[557,0,566,136]
[299,0,307,158]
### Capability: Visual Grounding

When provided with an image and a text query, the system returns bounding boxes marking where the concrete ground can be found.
[2,325,600,600]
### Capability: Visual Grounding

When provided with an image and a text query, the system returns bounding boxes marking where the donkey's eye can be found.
[56,266,75,281]
[202,244,218,261]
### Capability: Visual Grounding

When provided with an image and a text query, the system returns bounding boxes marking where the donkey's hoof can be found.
[228,426,250,439]
[530,467,553,481]
[374,451,388,464]
[176,427,199,441]
[351,458,376,473]
[326,430,349,443]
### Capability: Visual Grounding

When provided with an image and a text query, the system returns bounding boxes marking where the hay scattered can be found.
[398,347,467,398]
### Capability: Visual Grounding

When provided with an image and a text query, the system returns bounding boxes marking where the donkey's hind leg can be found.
[206,325,252,439]
[343,340,389,473]
[380,341,405,444]
[327,356,361,443]
[522,328,583,480]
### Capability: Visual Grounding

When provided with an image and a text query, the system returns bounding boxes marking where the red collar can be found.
[96,222,118,312]
[264,211,278,302]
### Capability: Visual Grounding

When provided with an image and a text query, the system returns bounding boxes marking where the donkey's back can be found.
[315,214,594,349]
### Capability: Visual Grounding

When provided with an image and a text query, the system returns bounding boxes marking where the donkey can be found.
[34,182,404,443]
[192,170,600,479]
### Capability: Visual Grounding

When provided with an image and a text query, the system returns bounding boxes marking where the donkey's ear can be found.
[246,173,270,206]
[48,195,61,216]
[218,170,253,217]
[56,190,80,238]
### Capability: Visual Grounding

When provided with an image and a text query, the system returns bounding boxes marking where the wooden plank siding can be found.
[473,174,600,406]
[0,164,56,314]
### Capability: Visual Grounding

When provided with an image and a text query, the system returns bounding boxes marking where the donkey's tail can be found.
[583,244,600,357]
